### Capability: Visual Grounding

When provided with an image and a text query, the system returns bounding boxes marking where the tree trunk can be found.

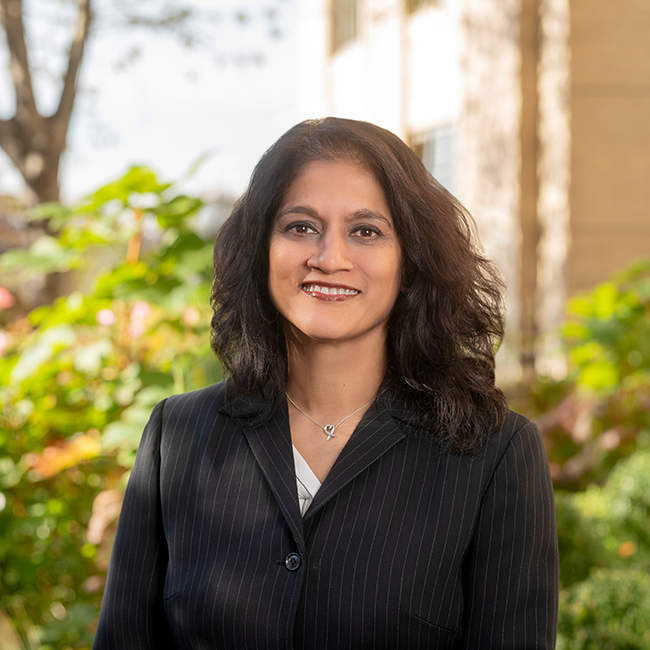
[23,145,62,204]
[0,0,91,206]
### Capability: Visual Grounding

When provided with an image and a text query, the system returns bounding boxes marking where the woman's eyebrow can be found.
[351,209,393,228]
[277,204,319,219]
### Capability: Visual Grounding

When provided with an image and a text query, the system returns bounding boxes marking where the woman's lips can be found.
[300,283,360,301]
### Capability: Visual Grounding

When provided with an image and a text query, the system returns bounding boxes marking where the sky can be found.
[0,0,306,203]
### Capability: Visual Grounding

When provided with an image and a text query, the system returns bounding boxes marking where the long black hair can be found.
[210,117,508,454]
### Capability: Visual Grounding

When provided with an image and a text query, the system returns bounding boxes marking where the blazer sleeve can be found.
[458,420,559,649]
[93,400,177,650]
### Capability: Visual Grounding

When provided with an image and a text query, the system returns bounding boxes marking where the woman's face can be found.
[268,159,402,347]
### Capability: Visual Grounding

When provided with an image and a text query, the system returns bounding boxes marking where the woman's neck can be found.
[285,330,388,418]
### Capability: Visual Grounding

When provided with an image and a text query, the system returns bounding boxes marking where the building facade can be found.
[296,0,650,383]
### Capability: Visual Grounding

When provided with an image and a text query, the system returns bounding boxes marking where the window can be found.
[411,124,458,194]
[331,0,358,53]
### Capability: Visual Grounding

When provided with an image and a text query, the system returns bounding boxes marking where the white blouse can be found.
[292,445,322,517]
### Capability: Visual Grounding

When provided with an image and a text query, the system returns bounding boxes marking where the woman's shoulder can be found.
[482,408,547,471]
[163,380,229,414]
[391,397,541,457]
[157,382,231,435]
[499,408,541,442]
[160,380,273,427]
[152,382,232,453]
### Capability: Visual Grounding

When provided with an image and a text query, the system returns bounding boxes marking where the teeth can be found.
[303,284,359,295]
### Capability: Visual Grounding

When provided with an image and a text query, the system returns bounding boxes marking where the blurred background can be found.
[1,0,650,647]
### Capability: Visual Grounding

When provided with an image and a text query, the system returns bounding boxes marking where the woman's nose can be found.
[307,232,353,273]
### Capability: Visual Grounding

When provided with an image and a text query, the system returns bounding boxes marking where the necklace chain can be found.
[285,393,376,441]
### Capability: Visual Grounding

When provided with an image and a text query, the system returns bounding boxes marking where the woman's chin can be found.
[285,321,389,348]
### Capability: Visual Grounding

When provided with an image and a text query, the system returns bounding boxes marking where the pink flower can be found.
[130,300,151,322]
[96,309,116,326]
[183,307,201,326]
[0,287,15,310]
[127,323,146,338]
[128,301,151,338]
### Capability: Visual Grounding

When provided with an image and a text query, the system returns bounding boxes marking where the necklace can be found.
[286,393,376,441]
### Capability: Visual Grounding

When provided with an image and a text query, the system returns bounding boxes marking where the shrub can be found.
[0,167,221,648]
[532,260,650,491]
[557,569,650,650]
[555,448,650,645]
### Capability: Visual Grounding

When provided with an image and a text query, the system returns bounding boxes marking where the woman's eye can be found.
[287,222,317,235]
[353,226,381,238]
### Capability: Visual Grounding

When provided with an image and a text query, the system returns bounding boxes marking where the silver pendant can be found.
[323,424,336,440]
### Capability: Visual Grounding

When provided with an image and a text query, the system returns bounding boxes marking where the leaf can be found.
[28,434,101,479]
[101,406,148,452]
[593,283,618,320]
[578,360,620,392]
[0,236,81,275]
[570,341,603,366]
[94,263,148,297]
[59,226,116,250]
[568,296,594,318]
[81,166,171,212]
[154,195,204,228]
[562,322,590,341]
[10,325,76,384]
[73,339,113,376]
[24,202,70,223]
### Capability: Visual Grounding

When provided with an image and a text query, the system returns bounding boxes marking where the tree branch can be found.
[0,0,38,122]
[0,117,23,169]
[51,0,91,145]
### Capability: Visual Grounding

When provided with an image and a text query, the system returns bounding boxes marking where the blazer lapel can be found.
[304,402,406,520]
[232,399,305,554]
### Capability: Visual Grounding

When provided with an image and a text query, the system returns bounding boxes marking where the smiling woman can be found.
[269,159,402,348]
[94,118,559,649]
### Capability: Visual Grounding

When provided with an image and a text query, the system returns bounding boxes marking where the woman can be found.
[94,118,558,649]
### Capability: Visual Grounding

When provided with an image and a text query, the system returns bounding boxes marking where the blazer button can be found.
[284,552,301,571]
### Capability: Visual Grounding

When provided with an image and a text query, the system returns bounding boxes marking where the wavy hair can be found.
[211,117,507,454]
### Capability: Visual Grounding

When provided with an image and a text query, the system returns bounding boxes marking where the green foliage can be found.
[555,442,650,646]
[572,448,650,572]
[0,166,222,648]
[0,237,82,277]
[519,259,650,644]
[565,260,650,395]
[556,448,650,588]
[531,260,650,491]
[557,570,650,650]
[554,491,607,587]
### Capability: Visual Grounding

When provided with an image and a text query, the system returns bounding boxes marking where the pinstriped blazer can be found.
[93,381,558,649]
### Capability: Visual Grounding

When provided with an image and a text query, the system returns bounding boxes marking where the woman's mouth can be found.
[300,284,360,300]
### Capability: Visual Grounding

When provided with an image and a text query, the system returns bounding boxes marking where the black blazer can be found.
[94,382,558,649]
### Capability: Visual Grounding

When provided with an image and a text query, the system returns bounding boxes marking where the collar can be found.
[218,380,425,432]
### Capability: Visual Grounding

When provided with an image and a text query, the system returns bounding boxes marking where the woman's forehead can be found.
[276,159,391,224]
